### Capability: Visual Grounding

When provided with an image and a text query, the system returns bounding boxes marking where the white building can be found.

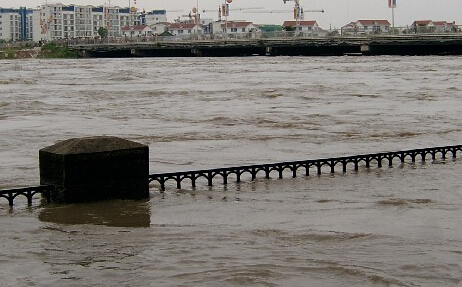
[168,22,202,36]
[411,20,457,33]
[342,20,391,35]
[0,7,41,42]
[121,24,153,37]
[0,9,21,41]
[211,21,259,36]
[144,10,167,26]
[150,22,169,35]
[283,20,322,35]
[38,3,148,40]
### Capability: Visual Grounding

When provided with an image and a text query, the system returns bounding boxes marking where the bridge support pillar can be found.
[39,136,149,203]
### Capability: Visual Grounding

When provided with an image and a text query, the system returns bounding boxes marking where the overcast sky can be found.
[1,0,461,29]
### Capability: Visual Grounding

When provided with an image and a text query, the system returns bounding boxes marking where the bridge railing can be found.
[1,145,461,206]
[148,145,462,191]
[0,185,54,207]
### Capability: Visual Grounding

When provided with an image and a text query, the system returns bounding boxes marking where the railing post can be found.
[176,175,181,189]
[264,166,270,179]
[208,171,213,186]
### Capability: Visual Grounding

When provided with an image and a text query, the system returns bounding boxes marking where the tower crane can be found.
[283,0,323,25]
[202,5,262,21]
[243,0,323,24]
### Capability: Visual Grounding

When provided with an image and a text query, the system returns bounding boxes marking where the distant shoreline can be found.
[0,43,77,59]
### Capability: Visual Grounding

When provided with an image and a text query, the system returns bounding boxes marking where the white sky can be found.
[1,0,461,29]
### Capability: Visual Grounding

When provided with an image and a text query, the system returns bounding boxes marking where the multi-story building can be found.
[0,7,39,42]
[144,10,167,26]
[40,3,141,40]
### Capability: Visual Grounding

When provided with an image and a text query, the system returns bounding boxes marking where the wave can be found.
[251,229,374,242]
[377,198,434,206]
[0,78,37,85]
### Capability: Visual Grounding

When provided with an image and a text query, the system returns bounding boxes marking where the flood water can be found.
[0,56,461,286]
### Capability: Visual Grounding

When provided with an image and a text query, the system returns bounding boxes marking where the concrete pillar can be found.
[39,136,149,203]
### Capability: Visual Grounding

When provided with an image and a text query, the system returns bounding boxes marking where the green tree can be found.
[98,27,108,38]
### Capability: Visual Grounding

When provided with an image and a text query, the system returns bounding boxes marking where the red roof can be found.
[357,20,391,26]
[433,21,447,26]
[412,20,432,26]
[412,20,456,27]
[169,23,198,29]
[283,21,317,27]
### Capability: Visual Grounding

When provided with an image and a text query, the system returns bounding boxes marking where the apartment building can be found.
[0,7,38,41]
[40,4,93,39]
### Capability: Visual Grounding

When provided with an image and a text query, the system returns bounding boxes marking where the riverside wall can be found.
[68,35,462,58]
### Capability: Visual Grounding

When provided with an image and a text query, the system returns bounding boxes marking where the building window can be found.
[231,27,237,32]
[242,28,245,32]
[178,29,183,34]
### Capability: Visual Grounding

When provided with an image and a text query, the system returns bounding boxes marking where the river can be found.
[0,56,461,286]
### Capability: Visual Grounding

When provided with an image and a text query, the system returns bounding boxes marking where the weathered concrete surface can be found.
[39,136,149,203]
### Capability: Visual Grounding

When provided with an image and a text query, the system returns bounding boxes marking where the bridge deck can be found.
[68,35,462,57]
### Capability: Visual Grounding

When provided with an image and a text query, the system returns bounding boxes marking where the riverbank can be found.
[0,43,77,59]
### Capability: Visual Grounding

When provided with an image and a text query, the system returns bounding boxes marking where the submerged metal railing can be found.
[0,185,54,206]
[148,145,462,191]
[1,145,461,206]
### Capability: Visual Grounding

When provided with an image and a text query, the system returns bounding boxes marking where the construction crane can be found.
[202,5,263,21]
[282,0,323,25]
[244,8,324,17]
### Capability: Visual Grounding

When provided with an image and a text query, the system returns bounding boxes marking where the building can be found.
[150,22,169,35]
[283,20,321,35]
[40,4,93,39]
[0,7,39,42]
[121,25,153,37]
[356,20,390,34]
[411,20,457,33]
[168,22,202,36]
[342,20,391,35]
[37,3,149,40]
[211,21,259,37]
[144,10,167,26]
[92,6,121,38]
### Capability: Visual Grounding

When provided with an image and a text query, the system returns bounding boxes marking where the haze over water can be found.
[0,56,461,286]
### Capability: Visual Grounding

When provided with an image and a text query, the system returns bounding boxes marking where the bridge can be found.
[2,145,461,206]
[68,35,462,57]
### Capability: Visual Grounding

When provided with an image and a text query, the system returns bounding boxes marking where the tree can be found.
[98,27,108,38]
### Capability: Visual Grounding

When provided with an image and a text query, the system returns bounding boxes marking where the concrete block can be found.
[39,136,149,203]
